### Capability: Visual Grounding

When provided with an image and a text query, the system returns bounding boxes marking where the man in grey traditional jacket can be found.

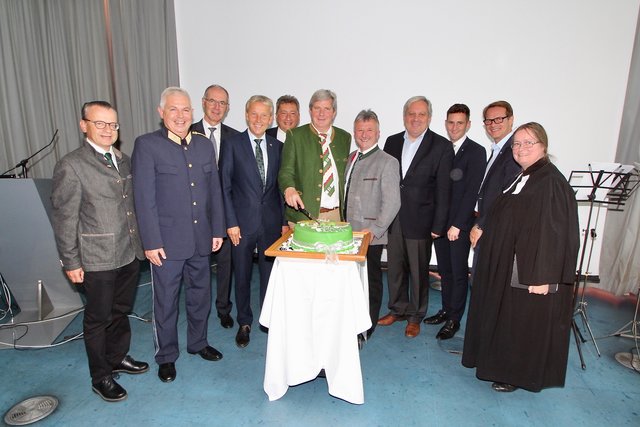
[343,109,401,341]
[51,101,148,402]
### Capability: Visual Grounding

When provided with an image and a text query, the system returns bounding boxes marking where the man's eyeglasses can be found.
[85,120,120,131]
[203,98,228,107]
[512,141,539,150]
[483,116,509,126]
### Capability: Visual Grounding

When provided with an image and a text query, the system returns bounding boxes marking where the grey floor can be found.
[1,263,639,427]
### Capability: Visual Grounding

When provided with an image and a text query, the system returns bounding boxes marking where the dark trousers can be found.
[232,228,276,326]
[81,259,140,384]
[151,254,211,364]
[434,230,471,322]
[213,238,233,317]
[386,219,432,323]
[366,244,384,336]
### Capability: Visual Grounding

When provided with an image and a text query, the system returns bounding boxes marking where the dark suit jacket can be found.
[266,127,280,141]
[132,128,225,260]
[191,120,240,166]
[384,128,453,239]
[448,137,486,232]
[475,134,521,229]
[219,130,285,236]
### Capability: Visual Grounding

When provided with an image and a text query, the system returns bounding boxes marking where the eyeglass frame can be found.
[203,98,229,107]
[511,140,539,150]
[83,119,120,131]
[483,115,510,126]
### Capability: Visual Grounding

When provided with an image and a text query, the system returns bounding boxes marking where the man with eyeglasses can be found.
[191,84,239,330]
[266,95,300,142]
[377,96,453,338]
[51,101,148,402]
[469,100,521,252]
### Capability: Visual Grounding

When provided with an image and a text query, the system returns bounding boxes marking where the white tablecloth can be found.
[259,257,371,404]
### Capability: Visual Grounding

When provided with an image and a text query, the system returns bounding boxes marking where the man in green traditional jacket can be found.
[278,89,351,224]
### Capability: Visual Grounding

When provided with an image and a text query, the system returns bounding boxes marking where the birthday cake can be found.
[291,220,354,253]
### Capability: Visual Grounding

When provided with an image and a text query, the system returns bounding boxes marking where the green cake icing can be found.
[291,220,354,252]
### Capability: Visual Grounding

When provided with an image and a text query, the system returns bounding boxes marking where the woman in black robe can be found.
[462,122,579,392]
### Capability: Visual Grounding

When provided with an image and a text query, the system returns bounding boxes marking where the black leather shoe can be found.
[92,376,127,402]
[357,333,365,350]
[219,313,234,329]
[436,320,460,340]
[259,325,269,334]
[158,362,176,382]
[188,345,223,361]
[113,355,149,375]
[491,382,518,392]
[423,310,447,325]
[236,325,251,348]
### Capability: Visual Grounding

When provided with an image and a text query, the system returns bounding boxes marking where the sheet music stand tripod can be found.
[568,165,639,369]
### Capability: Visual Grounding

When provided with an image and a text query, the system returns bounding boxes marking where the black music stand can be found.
[568,163,639,369]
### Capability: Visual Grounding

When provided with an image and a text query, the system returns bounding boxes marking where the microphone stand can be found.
[2,129,59,178]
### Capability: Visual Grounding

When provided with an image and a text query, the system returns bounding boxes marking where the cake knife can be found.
[298,207,319,223]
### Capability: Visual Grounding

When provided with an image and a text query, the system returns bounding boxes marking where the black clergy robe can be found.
[462,158,579,392]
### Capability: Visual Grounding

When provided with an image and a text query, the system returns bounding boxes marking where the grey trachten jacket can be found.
[343,147,401,245]
[51,140,144,272]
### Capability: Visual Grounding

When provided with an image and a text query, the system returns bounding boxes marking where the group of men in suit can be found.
[51,81,520,401]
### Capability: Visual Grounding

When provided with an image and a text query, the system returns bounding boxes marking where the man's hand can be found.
[431,232,440,239]
[528,284,550,295]
[65,268,84,284]
[281,225,290,235]
[212,237,223,251]
[284,187,304,210]
[227,227,241,246]
[447,226,460,241]
[470,225,483,248]
[145,248,166,267]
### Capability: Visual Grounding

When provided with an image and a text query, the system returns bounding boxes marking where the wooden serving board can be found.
[264,230,371,262]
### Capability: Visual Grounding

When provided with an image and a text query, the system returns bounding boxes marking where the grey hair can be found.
[245,95,274,114]
[159,87,191,108]
[354,109,379,124]
[309,89,337,113]
[203,84,230,101]
[403,96,432,117]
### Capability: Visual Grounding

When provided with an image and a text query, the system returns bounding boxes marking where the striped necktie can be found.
[320,133,335,197]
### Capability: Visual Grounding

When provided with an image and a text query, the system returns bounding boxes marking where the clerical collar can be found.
[166,128,192,145]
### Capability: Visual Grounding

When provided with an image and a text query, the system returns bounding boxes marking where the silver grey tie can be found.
[208,126,218,164]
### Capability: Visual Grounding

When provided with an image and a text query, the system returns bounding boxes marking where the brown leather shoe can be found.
[405,322,420,338]
[377,313,400,326]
